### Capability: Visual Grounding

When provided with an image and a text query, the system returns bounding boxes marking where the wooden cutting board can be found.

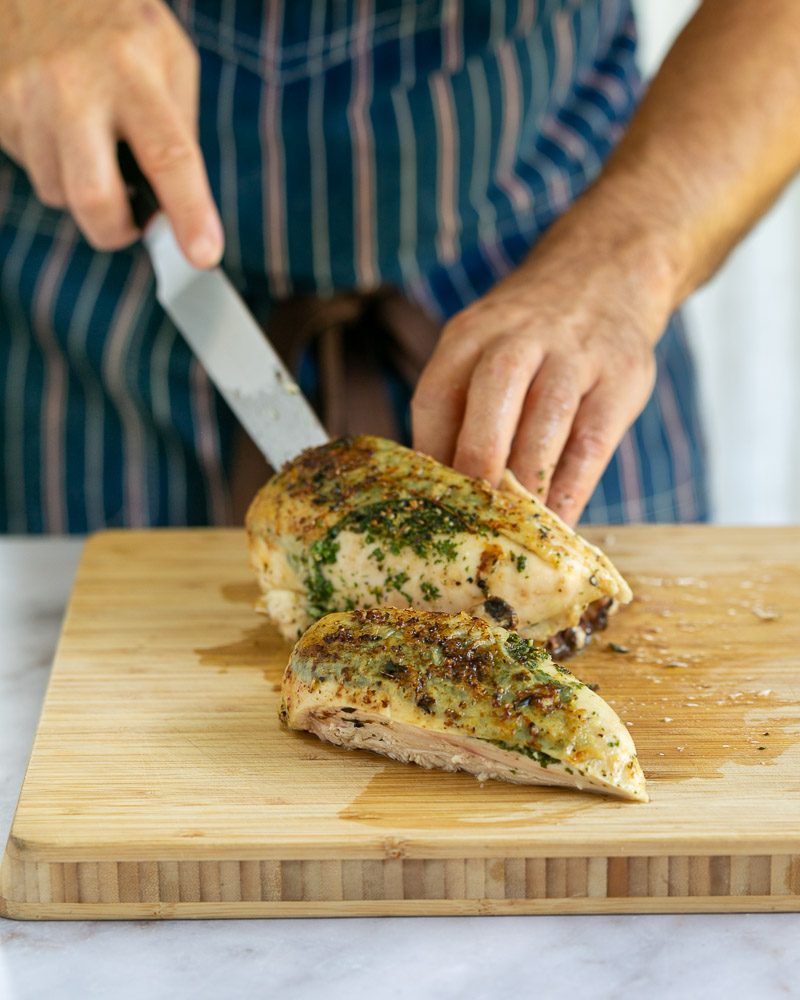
[2,526,800,920]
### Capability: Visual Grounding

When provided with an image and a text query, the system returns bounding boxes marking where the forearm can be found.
[409,0,800,521]
[589,0,800,309]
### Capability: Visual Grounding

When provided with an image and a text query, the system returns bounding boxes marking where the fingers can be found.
[507,354,587,499]
[545,383,634,525]
[59,114,138,249]
[168,36,201,137]
[411,321,484,465]
[12,69,66,208]
[451,334,544,485]
[120,86,222,268]
[20,123,66,209]
[0,70,24,164]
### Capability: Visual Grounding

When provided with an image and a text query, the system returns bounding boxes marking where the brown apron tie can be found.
[228,287,442,522]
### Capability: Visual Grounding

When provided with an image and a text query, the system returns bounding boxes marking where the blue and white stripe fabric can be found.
[0,0,709,532]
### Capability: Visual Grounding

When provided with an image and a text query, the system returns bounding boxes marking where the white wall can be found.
[633,1,800,524]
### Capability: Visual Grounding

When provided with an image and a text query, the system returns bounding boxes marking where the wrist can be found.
[573,173,689,309]
[605,164,698,290]
[511,180,686,347]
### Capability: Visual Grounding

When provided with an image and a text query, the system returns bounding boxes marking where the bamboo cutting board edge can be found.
[4,850,800,919]
[5,898,800,921]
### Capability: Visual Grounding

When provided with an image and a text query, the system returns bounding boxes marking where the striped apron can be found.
[0,0,709,533]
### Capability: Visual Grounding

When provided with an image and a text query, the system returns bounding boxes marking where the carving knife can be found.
[118,143,328,469]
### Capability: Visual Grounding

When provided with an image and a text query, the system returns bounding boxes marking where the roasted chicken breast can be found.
[247,436,632,651]
[281,607,647,801]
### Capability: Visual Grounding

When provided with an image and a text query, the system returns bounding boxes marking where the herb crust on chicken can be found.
[281,607,647,802]
[247,436,632,651]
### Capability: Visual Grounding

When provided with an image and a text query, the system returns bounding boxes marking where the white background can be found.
[634,1,800,524]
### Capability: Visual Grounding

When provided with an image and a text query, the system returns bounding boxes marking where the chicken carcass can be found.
[247,436,632,650]
[281,607,647,801]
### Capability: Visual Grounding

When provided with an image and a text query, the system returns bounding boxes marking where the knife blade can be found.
[118,144,328,470]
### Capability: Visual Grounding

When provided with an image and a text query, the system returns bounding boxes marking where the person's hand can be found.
[0,0,222,266]
[412,195,678,525]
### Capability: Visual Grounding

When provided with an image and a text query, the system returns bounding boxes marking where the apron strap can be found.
[267,286,442,438]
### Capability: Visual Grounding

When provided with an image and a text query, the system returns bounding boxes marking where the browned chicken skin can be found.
[282,608,647,801]
[247,436,632,648]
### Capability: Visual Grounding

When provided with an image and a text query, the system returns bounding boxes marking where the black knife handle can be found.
[118,142,159,230]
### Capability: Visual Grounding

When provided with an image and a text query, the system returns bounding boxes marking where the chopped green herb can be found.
[420,581,441,602]
[303,497,467,619]
[433,538,458,561]
[515,554,527,573]
[340,497,469,559]
[558,686,575,705]
[504,632,550,667]
[312,535,340,566]
[485,739,560,769]
[304,535,341,616]
[385,570,412,603]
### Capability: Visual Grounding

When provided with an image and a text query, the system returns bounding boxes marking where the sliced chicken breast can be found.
[281,607,648,802]
[247,436,632,650]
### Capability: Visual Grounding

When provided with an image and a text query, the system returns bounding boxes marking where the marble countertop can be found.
[1,537,799,1000]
